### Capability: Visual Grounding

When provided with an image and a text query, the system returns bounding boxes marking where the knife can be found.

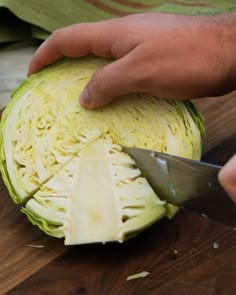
[123,147,236,227]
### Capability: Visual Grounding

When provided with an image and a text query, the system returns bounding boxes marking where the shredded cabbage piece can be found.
[127,271,150,281]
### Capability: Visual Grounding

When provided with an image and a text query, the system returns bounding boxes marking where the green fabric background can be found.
[0,0,236,44]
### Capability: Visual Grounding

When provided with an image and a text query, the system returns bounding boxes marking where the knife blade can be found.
[123,147,236,227]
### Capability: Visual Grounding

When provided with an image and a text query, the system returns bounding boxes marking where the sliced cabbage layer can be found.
[22,136,167,244]
[0,57,204,205]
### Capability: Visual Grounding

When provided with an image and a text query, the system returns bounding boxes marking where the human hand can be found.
[28,13,236,109]
[219,155,236,203]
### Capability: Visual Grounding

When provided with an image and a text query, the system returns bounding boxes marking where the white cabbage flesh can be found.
[23,136,166,244]
[0,56,205,244]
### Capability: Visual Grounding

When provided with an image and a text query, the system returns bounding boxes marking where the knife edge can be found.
[123,147,236,227]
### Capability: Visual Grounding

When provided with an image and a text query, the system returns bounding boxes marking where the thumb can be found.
[218,154,236,203]
[79,51,141,109]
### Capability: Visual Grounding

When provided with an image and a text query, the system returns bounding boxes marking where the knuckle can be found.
[49,28,66,51]
[50,27,74,56]
[50,28,69,49]
[50,28,63,43]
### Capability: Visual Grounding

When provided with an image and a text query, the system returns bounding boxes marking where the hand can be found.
[28,13,236,203]
[219,155,236,203]
[28,13,236,109]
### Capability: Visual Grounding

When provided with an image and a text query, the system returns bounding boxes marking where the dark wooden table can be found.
[0,91,236,295]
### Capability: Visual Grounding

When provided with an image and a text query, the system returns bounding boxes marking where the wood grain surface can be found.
[194,91,236,154]
[0,89,236,294]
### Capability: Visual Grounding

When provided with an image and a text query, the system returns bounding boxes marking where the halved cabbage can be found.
[0,56,204,244]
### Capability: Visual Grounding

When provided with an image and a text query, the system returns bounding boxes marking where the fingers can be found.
[28,20,123,76]
[27,18,145,108]
[79,47,143,109]
[218,154,236,203]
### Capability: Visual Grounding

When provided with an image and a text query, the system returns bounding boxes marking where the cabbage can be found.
[0,56,204,245]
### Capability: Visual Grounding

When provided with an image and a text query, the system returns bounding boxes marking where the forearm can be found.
[212,12,236,95]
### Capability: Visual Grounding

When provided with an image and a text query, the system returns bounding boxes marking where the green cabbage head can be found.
[0,56,204,245]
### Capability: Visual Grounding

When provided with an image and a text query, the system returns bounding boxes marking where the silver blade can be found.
[124,147,236,227]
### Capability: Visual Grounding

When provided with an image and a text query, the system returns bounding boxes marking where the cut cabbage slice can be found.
[22,136,166,244]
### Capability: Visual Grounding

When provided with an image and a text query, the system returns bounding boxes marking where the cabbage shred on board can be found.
[0,56,204,245]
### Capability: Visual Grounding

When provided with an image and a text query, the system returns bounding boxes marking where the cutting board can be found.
[0,91,236,295]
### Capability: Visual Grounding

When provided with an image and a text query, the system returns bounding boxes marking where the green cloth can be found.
[0,0,236,44]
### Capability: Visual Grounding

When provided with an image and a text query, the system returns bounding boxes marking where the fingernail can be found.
[80,88,91,107]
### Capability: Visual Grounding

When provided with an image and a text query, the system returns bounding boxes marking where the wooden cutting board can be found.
[0,91,236,295]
